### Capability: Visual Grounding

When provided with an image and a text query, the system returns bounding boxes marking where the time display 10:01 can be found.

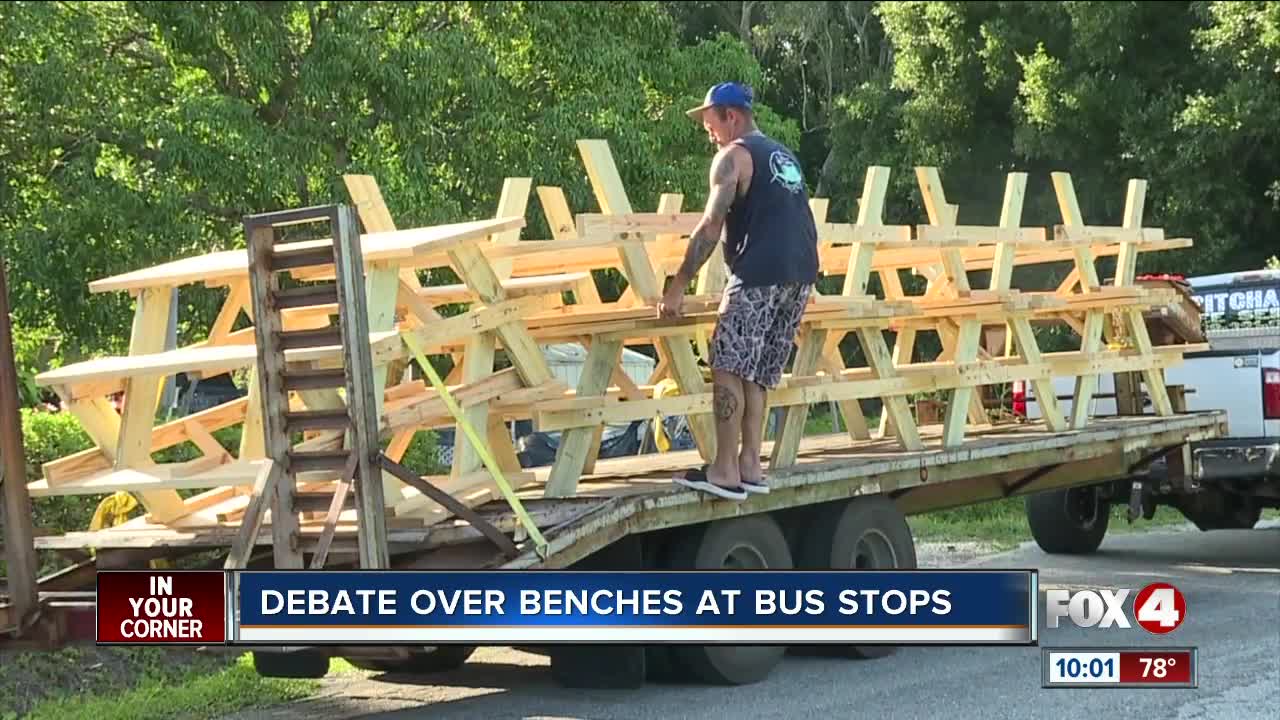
[1047,651,1120,683]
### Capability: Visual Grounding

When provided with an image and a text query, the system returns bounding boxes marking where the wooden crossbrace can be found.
[449,181,537,482]
[536,185,601,305]
[915,167,990,434]
[575,140,717,462]
[994,173,1066,432]
[381,455,518,558]
[401,330,547,553]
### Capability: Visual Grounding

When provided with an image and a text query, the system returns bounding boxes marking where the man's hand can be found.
[657,285,685,319]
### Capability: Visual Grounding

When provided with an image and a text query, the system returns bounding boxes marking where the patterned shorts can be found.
[710,282,812,389]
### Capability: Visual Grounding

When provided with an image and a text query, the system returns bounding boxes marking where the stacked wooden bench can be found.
[27,138,1204,561]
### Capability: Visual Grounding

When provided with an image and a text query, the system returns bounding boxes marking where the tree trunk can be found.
[814,145,838,200]
[739,1,756,55]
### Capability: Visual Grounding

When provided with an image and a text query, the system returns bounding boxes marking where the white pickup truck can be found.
[1022,268,1280,553]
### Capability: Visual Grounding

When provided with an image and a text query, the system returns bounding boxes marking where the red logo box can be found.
[97,570,227,645]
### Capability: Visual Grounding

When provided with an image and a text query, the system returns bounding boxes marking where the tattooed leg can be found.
[739,380,766,485]
[703,369,744,489]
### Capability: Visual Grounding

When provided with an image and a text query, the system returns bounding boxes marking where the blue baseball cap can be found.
[686,82,754,118]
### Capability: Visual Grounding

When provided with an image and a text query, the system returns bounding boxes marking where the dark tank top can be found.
[721,133,820,290]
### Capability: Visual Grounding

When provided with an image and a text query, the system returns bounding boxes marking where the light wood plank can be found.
[577,138,715,460]
[537,186,579,241]
[941,319,983,447]
[545,338,623,497]
[1051,172,1101,292]
[1071,311,1107,428]
[46,396,248,485]
[450,334,496,480]
[857,327,923,450]
[115,286,187,522]
[916,167,969,296]
[1125,308,1174,416]
[208,280,249,344]
[577,139,660,302]
[989,173,1027,293]
[1114,179,1148,287]
[844,166,890,296]
[770,327,828,468]
[490,178,533,280]
[821,349,871,440]
[1010,317,1066,431]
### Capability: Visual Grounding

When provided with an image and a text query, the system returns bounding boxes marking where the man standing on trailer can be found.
[657,82,820,500]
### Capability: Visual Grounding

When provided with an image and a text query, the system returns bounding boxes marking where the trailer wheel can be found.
[252,648,330,679]
[793,495,916,659]
[343,645,475,674]
[665,515,794,686]
[1025,484,1110,555]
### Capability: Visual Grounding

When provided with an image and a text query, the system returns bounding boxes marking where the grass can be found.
[906,496,1199,551]
[0,647,371,720]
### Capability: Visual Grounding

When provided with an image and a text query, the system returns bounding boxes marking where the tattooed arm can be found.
[670,146,745,291]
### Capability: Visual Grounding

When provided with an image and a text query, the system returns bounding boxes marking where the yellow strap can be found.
[87,491,172,568]
[402,332,549,556]
[651,378,681,453]
[89,491,138,532]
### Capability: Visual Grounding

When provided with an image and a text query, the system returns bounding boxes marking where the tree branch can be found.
[257,2,335,127]
[187,190,242,222]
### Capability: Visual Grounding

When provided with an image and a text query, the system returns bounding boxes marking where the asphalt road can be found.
[233,522,1279,720]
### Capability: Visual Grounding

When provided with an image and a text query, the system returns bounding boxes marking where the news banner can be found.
[94,569,1196,688]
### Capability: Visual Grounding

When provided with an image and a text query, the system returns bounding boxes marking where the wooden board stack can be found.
[27,139,1205,558]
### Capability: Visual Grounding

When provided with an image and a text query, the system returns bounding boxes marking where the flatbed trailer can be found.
[0,141,1227,688]
[21,414,1223,570]
[5,411,1226,686]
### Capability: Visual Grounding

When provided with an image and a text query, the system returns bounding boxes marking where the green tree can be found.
[1174,1,1280,272]
[836,1,1279,277]
[666,1,896,206]
[0,1,792,364]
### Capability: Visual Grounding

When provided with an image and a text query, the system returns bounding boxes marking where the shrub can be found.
[395,430,446,476]
[20,409,101,534]
[10,323,64,408]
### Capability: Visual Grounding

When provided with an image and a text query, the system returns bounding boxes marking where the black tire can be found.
[665,515,794,686]
[644,644,684,684]
[343,645,475,674]
[793,496,916,659]
[1175,491,1263,531]
[252,648,330,679]
[551,645,647,689]
[1025,484,1110,555]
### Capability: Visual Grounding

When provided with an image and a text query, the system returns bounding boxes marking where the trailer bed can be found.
[29,411,1227,573]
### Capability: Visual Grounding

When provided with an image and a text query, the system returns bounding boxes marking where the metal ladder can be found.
[238,203,389,570]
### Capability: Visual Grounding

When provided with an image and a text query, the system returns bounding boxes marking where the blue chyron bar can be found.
[225,569,1038,646]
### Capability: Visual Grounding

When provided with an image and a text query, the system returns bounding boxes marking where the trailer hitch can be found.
[1126,479,1157,523]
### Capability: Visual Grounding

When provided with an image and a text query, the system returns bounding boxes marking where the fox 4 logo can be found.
[1045,582,1186,634]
